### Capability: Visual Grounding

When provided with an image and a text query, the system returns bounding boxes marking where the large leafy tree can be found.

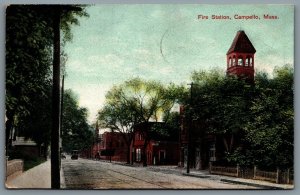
[189,70,253,157]
[189,66,293,169]
[6,5,53,149]
[235,65,294,169]
[98,86,137,164]
[98,78,184,165]
[5,5,88,152]
[61,90,94,153]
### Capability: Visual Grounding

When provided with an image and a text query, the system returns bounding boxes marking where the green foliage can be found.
[17,84,52,149]
[162,112,181,140]
[98,78,183,164]
[6,5,53,118]
[99,78,182,133]
[240,65,294,169]
[5,5,88,152]
[189,70,253,153]
[61,90,94,153]
[189,65,293,169]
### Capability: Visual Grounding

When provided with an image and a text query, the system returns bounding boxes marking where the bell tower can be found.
[226,30,256,82]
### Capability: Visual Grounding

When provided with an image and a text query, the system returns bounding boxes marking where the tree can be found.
[190,69,253,159]
[237,65,294,169]
[98,78,183,166]
[61,90,94,153]
[5,5,88,152]
[98,87,137,163]
[16,83,52,158]
[6,5,54,149]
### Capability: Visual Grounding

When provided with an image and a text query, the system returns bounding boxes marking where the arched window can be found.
[238,56,243,66]
[232,56,236,66]
[249,57,253,66]
[245,56,250,66]
[229,57,232,67]
[136,148,141,162]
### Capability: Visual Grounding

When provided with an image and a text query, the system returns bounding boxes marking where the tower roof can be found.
[227,30,256,55]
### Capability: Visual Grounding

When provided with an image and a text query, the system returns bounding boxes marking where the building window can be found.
[136,148,141,162]
[245,57,250,66]
[238,57,243,66]
[249,57,253,66]
[229,57,232,67]
[232,56,236,65]
[136,133,144,140]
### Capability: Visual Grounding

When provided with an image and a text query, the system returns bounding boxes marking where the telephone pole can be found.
[186,82,195,174]
[51,8,61,189]
[51,5,83,189]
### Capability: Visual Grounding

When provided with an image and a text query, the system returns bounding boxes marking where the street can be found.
[61,158,258,189]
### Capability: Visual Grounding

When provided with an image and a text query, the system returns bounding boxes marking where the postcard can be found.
[5,4,294,189]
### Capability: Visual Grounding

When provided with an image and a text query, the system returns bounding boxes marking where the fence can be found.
[209,163,293,184]
[210,164,238,177]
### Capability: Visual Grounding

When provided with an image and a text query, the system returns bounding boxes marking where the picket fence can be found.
[209,163,293,184]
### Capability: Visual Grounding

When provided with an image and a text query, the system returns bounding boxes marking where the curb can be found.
[182,173,211,179]
[182,173,291,189]
[220,179,289,190]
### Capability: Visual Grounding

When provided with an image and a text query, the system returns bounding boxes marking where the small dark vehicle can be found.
[71,150,79,160]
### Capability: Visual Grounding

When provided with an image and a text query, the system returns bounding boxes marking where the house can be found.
[130,122,179,166]
[80,122,128,162]
[11,136,46,158]
[96,131,128,162]
[179,30,256,170]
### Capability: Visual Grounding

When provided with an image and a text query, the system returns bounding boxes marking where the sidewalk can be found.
[5,160,66,189]
[146,165,294,190]
[106,160,294,189]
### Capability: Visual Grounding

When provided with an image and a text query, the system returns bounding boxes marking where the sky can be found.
[63,4,294,124]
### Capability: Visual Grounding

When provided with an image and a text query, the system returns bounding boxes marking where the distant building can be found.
[98,131,128,162]
[130,122,179,166]
[12,136,45,158]
[7,124,46,158]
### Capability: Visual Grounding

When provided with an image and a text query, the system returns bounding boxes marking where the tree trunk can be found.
[142,138,149,167]
[120,133,132,164]
[223,137,229,152]
[223,134,235,153]
[126,144,130,164]
[131,134,135,165]
[229,134,234,152]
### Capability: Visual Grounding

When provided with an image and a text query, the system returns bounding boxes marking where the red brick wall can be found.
[131,130,179,165]
[98,132,129,162]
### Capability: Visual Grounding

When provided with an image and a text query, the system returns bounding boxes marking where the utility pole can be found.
[50,5,83,189]
[186,82,195,174]
[51,8,61,189]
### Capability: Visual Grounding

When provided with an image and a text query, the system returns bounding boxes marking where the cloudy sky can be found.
[63,4,294,123]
